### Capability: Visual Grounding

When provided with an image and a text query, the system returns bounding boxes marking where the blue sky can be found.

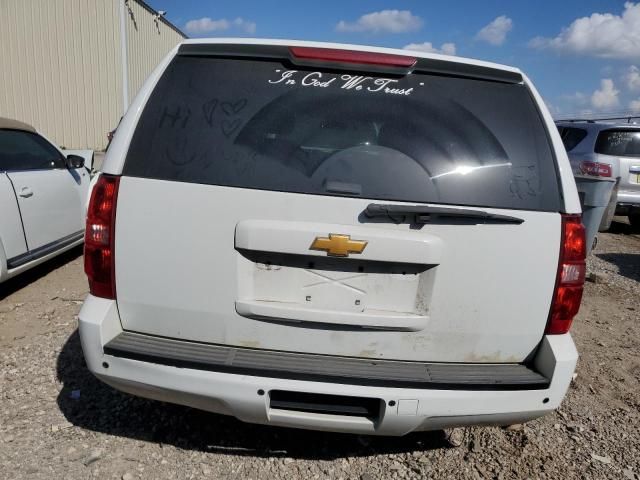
[153,1,640,118]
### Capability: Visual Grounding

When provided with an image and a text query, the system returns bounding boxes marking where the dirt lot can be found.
[1,221,639,480]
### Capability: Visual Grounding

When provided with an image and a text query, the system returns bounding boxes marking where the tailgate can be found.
[115,178,560,363]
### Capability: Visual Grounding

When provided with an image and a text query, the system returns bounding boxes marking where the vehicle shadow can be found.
[608,219,640,235]
[56,330,450,460]
[0,246,83,300]
[595,253,640,282]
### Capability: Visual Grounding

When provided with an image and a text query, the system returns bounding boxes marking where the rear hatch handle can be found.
[364,203,524,224]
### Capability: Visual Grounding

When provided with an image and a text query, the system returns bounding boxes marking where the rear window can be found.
[124,55,561,212]
[595,129,640,157]
[557,126,588,152]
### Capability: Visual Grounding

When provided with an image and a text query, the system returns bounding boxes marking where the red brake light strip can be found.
[289,47,416,68]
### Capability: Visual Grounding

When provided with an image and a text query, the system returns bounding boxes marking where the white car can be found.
[79,39,584,436]
[0,117,91,283]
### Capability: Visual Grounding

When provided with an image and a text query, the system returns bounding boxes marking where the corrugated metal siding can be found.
[0,0,121,149]
[125,1,185,104]
[0,0,185,150]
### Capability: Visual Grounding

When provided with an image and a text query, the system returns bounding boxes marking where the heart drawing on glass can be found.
[221,99,247,116]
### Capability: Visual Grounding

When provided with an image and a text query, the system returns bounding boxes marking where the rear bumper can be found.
[616,189,640,215]
[79,295,578,436]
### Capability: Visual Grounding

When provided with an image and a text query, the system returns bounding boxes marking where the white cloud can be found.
[403,42,457,55]
[475,15,513,46]
[232,18,256,34]
[185,17,228,34]
[624,65,640,91]
[630,98,640,111]
[557,81,633,115]
[185,16,256,35]
[591,79,620,110]
[529,2,640,59]
[336,10,422,34]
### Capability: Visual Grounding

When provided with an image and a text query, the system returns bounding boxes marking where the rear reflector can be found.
[579,161,612,177]
[546,215,586,335]
[289,47,416,68]
[84,175,119,299]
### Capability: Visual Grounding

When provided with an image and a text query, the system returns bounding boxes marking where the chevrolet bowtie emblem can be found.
[310,234,368,257]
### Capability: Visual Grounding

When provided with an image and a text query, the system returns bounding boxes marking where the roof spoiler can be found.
[177,43,523,84]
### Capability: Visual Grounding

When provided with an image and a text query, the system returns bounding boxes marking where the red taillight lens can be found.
[289,47,417,68]
[84,175,119,299]
[579,161,612,177]
[562,217,587,262]
[546,215,586,334]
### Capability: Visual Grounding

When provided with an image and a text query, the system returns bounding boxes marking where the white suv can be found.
[79,39,584,436]
[556,120,640,230]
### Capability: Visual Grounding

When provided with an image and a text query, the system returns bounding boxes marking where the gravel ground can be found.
[1,220,639,480]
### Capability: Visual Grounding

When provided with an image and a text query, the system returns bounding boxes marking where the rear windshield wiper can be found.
[364,203,524,224]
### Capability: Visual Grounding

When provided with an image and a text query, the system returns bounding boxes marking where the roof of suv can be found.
[181,38,523,77]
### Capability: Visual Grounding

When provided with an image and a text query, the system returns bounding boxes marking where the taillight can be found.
[289,47,417,68]
[579,161,612,177]
[546,215,586,334]
[84,175,120,299]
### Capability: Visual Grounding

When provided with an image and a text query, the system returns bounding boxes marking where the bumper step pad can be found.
[105,332,550,391]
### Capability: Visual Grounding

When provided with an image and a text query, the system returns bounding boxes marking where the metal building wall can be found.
[125,0,185,103]
[0,0,185,150]
[0,0,121,149]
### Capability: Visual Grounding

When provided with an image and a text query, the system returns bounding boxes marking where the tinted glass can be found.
[0,129,64,171]
[595,129,640,157]
[124,56,561,211]
[558,126,588,152]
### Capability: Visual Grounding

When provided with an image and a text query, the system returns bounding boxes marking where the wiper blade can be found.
[364,203,524,224]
